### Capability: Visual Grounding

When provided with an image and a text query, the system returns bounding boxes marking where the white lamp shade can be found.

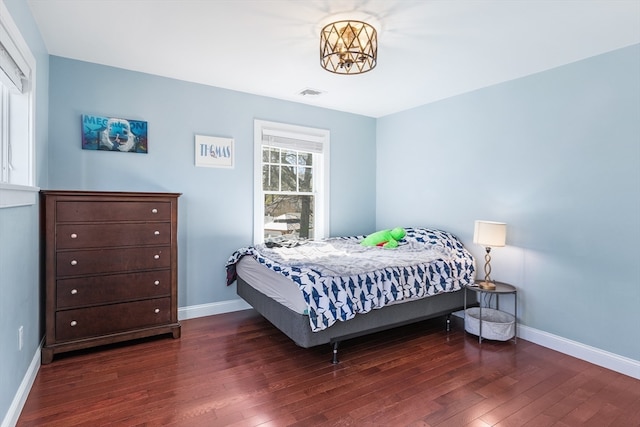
[473,220,507,247]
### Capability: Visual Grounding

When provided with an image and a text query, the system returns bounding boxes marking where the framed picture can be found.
[195,135,234,168]
[81,114,148,153]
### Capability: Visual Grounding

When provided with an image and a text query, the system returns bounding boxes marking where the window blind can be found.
[0,20,29,93]
[262,128,325,153]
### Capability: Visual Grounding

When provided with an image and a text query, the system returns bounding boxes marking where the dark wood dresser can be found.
[40,190,181,364]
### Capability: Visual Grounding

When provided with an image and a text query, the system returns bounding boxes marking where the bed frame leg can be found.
[446,314,451,332]
[331,341,339,364]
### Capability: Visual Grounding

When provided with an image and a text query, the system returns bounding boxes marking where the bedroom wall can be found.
[47,56,377,309]
[2,1,636,421]
[0,0,49,424]
[376,44,640,362]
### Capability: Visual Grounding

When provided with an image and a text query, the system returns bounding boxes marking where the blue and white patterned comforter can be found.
[226,227,476,332]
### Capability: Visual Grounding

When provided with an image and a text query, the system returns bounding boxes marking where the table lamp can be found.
[473,220,507,290]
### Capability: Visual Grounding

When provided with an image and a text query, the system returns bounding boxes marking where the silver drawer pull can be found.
[154,230,160,235]
[70,233,78,239]
[154,308,160,314]
[154,280,160,285]
[71,289,78,295]
[70,321,77,327]
[151,208,158,214]
[154,254,160,260]
[70,260,78,266]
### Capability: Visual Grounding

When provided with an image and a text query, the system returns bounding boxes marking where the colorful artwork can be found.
[81,114,148,153]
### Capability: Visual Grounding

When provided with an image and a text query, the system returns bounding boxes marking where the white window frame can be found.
[253,119,330,245]
[0,0,38,208]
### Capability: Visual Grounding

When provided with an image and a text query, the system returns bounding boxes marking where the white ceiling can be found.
[27,0,640,118]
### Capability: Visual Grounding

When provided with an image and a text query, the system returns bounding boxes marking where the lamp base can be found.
[479,281,496,290]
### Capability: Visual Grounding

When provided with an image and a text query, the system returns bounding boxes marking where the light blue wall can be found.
[0,0,49,423]
[377,44,640,360]
[2,1,637,422]
[47,56,377,307]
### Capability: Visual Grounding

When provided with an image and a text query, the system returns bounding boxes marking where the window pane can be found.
[281,150,297,165]
[0,86,5,182]
[269,147,280,163]
[299,152,312,166]
[298,166,313,192]
[262,147,269,162]
[264,194,314,240]
[263,165,280,191]
[280,165,297,191]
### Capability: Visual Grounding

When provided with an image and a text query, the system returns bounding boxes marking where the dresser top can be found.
[40,190,181,198]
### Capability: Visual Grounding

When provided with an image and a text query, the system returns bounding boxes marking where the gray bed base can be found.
[236,275,467,363]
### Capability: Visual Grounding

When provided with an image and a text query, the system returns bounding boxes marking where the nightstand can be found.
[464,280,517,343]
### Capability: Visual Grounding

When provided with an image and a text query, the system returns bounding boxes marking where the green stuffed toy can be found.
[360,227,406,248]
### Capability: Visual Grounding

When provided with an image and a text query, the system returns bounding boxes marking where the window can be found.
[254,120,330,244]
[0,1,37,208]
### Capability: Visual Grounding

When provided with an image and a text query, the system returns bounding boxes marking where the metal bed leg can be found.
[446,314,451,332]
[331,341,339,364]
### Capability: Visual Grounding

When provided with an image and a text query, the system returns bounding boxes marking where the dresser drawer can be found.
[56,201,172,222]
[56,270,171,309]
[55,298,171,341]
[57,246,171,277]
[57,222,171,249]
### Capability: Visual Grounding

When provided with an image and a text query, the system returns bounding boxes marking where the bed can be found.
[226,227,476,363]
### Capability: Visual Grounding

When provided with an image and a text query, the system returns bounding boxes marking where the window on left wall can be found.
[0,1,38,208]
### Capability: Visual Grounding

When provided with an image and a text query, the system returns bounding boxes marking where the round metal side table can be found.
[464,280,517,344]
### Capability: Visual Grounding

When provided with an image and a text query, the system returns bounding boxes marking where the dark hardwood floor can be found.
[17,310,640,426]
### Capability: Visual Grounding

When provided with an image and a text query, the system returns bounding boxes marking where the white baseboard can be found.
[452,310,639,380]
[178,298,251,321]
[518,324,640,380]
[2,344,41,427]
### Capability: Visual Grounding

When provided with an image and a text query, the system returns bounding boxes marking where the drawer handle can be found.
[154,230,160,235]
[70,321,77,327]
[70,260,78,266]
[71,233,78,239]
[71,289,78,295]
[151,208,158,214]
[154,254,160,260]
[154,308,160,314]
[154,280,160,285]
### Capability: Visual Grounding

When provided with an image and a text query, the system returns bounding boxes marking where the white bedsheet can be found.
[237,256,307,314]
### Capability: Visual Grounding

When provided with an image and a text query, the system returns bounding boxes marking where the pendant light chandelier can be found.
[320,20,377,75]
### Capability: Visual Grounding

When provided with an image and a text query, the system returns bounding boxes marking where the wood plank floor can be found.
[17,310,640,426]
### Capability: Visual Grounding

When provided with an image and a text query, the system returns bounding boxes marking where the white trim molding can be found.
[178,298,251,321]
[1,343,40,427]
[518,324,640,380]
[0,183,39,208]
[450,310,638,379]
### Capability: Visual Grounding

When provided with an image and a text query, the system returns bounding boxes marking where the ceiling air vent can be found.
[298,88,325,97]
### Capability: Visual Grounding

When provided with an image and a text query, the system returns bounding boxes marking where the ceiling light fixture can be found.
[320,20,377,75]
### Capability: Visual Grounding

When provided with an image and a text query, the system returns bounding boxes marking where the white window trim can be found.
[253,119,330,245]
[0,1,38,208]
[0,182,39,208]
